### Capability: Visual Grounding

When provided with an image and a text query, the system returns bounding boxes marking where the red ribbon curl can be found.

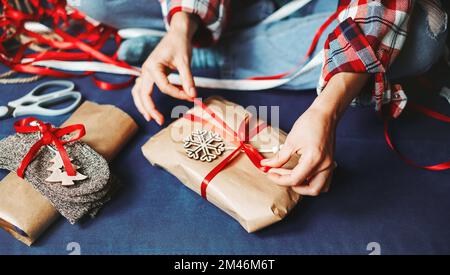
[384,102,450,171]
[0,0,138,90]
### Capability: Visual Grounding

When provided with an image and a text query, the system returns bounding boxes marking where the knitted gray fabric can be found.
[0,132,117,224]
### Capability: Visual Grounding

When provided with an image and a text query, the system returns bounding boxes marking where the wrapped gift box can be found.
[0,101,138,245]
[142,97,300,232]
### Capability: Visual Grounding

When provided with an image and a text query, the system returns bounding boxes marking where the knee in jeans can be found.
[76,0,108,24]
[417,28,447,75]
[413,7,448,74]
[390,5,448,79]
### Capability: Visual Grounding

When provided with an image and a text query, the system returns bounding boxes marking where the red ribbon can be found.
[14,117,86,178]
[186,97,450,199]
[384,102,450,171]
[184,98,270,199]
[246,6,345,81]
[0,0,138,91]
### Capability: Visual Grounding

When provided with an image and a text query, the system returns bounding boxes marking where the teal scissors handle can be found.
[8,80,82,117]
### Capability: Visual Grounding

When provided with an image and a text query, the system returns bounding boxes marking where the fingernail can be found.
[188,87,196,97]
[145,114,150,122]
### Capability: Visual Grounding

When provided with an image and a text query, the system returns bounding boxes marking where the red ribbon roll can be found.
[14,117,86,178]
[184,99,270,199]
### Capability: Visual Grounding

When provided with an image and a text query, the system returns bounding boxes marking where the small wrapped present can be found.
[0,101,138,245]
[142,97,300,232]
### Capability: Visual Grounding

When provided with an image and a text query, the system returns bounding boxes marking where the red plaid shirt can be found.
[318,0,414,118]
[160,0,229,46]
[162,0,439,118]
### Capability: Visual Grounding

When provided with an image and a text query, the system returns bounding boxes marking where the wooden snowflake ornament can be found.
[45,155,88,186]
[184,129,225,162]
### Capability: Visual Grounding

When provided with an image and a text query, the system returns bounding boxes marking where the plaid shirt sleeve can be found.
[160,0,230,46]
[317,0,414,118]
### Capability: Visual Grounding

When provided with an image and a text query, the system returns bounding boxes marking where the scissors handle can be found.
[0,105,14,120]
[13,91,82,117]
[8,80,75,108]
[10,80,82,117]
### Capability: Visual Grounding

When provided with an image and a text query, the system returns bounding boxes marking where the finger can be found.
[321,174,332,193]
[151,64,191,100]
[131,77,150,121]
[292,168,332,196]
[314,160,336,174]
[260,143,294,168]
[309,161,336,193]
[140,70,161,123]
[321,163,337,193]
[267,150,320,186]
[267,167,292,176]
[176,59,196,97]
[268,159,334,183]
[141,86,164,126]
[140,70,164,125]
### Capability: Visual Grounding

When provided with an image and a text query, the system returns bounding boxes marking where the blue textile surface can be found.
[0,66,449,255]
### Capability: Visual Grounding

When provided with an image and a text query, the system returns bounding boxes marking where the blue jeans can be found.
[78,0,448,90]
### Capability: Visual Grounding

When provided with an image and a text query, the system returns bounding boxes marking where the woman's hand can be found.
[132,12,198,125]
[261,106,337,196]
[262,72,369,196]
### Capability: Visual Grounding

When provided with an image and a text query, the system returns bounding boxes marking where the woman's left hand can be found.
[261,106,337,196]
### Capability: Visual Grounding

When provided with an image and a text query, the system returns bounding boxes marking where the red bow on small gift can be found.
[14,117,86,178]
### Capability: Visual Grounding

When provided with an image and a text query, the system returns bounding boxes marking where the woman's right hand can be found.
[261,105,337,196]
[131,12,198,125]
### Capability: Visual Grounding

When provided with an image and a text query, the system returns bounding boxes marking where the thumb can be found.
[261,143,294,168]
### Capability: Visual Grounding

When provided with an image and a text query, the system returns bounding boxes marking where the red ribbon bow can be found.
[184,99,270,199]
[14,117,86,178]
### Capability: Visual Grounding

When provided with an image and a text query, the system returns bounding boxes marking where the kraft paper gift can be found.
[142,97,300,232]
[0,101,138,245]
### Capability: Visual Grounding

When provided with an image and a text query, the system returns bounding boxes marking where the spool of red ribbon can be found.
[13,117,86,178]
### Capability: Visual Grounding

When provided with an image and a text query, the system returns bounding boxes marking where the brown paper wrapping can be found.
[0,101,138,246]
[142,97,300,232]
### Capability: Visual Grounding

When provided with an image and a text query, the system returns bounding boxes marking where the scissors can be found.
[0,80,82,120]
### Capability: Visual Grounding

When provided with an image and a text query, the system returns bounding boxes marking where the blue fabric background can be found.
[0,64,449,255]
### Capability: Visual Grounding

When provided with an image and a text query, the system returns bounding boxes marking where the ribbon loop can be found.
[0,0,138,90]
[14,117,86,178]
[384,102,450,171]
[41,126,56,144]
